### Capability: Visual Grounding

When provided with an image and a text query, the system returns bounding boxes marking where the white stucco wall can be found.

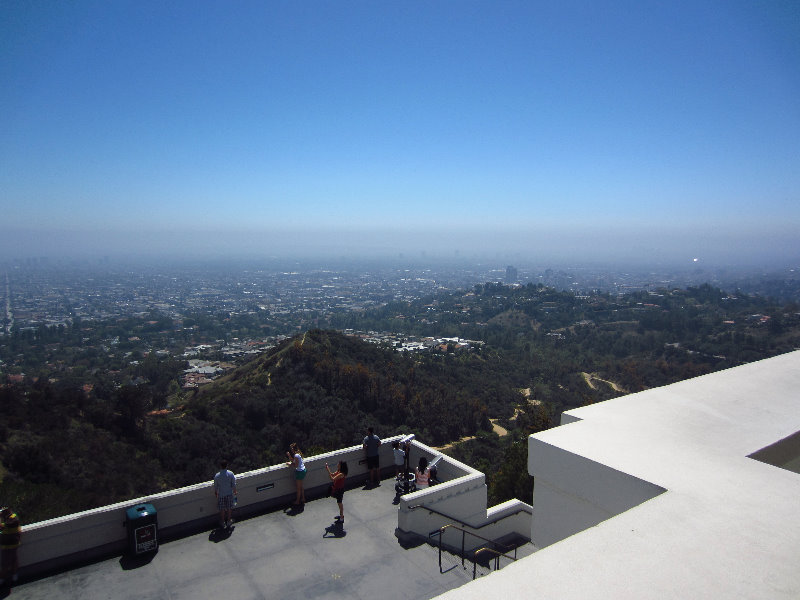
[529,435,665,548]
[397,440,532,552]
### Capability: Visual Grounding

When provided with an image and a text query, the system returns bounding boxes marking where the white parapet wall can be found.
[528,430,666,548]
[397,439,532,553]
[19,437,404,575]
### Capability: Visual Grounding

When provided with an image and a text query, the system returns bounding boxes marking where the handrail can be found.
[408,503,531,531]
[471,546,518,580]
[435,523,516,575]
[439,523,511,550]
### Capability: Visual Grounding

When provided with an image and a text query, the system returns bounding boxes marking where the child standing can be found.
[326,461,348,523]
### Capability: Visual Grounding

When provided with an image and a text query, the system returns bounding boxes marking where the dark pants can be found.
[1,548,18,578]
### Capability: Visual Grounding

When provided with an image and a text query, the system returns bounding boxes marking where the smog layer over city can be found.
[2,3,798,267]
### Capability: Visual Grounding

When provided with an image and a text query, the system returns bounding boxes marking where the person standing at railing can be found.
[392,440,407,480]
[415,456,430,488]
[362,427,382,486]
[1,506,21,586]
[326,460,348,523]
[287,442,307,506]
[213,461,237,529]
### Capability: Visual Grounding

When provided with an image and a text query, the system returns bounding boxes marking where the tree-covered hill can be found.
[0,329,515,522]
[181,328,495,460]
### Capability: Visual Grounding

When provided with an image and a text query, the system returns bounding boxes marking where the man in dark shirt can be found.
[362,427,382,486]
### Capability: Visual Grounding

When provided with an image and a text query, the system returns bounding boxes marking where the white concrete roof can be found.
[436,350,800,599]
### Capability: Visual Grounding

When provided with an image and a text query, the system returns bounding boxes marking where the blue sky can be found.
[1,1,798,265]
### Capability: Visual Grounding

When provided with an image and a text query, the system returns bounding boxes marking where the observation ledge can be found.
[10,436,534,599]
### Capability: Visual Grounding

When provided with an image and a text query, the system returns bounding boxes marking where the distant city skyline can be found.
[2,1,798,266]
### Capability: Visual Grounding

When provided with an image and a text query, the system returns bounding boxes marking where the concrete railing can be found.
[19,436,404,577]
[397,439,532,553]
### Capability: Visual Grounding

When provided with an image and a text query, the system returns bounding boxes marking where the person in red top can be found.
[325,460,349,523]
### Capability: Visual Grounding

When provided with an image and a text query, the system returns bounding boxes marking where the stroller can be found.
[395,471,417,495]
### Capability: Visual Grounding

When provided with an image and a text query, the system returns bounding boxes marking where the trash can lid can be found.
[126,503,156,520]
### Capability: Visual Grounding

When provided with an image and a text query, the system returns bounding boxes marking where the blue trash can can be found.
[125,503,158,555]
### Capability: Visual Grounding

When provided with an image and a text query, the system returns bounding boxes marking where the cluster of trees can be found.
[196,329,493,451]
[331,283,799,388]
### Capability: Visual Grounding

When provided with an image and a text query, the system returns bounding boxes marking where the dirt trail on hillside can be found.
[433,435,477,451]
[490,419,508,436]
[581,372,626,393]
[433,417,512,451]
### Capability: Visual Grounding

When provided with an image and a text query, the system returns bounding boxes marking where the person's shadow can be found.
[208,525,233,543]
[119,548,158,569]
[323,520,346,538]
[284,504,305,517]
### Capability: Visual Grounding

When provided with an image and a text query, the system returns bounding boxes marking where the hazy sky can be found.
[2,1,799,265]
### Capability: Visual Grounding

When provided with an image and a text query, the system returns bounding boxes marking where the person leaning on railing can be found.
[287,442,307,506]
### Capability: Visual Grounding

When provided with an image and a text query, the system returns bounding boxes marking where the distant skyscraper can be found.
[505,265,518,284]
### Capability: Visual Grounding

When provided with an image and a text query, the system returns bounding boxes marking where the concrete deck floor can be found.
[6,478,535,600]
